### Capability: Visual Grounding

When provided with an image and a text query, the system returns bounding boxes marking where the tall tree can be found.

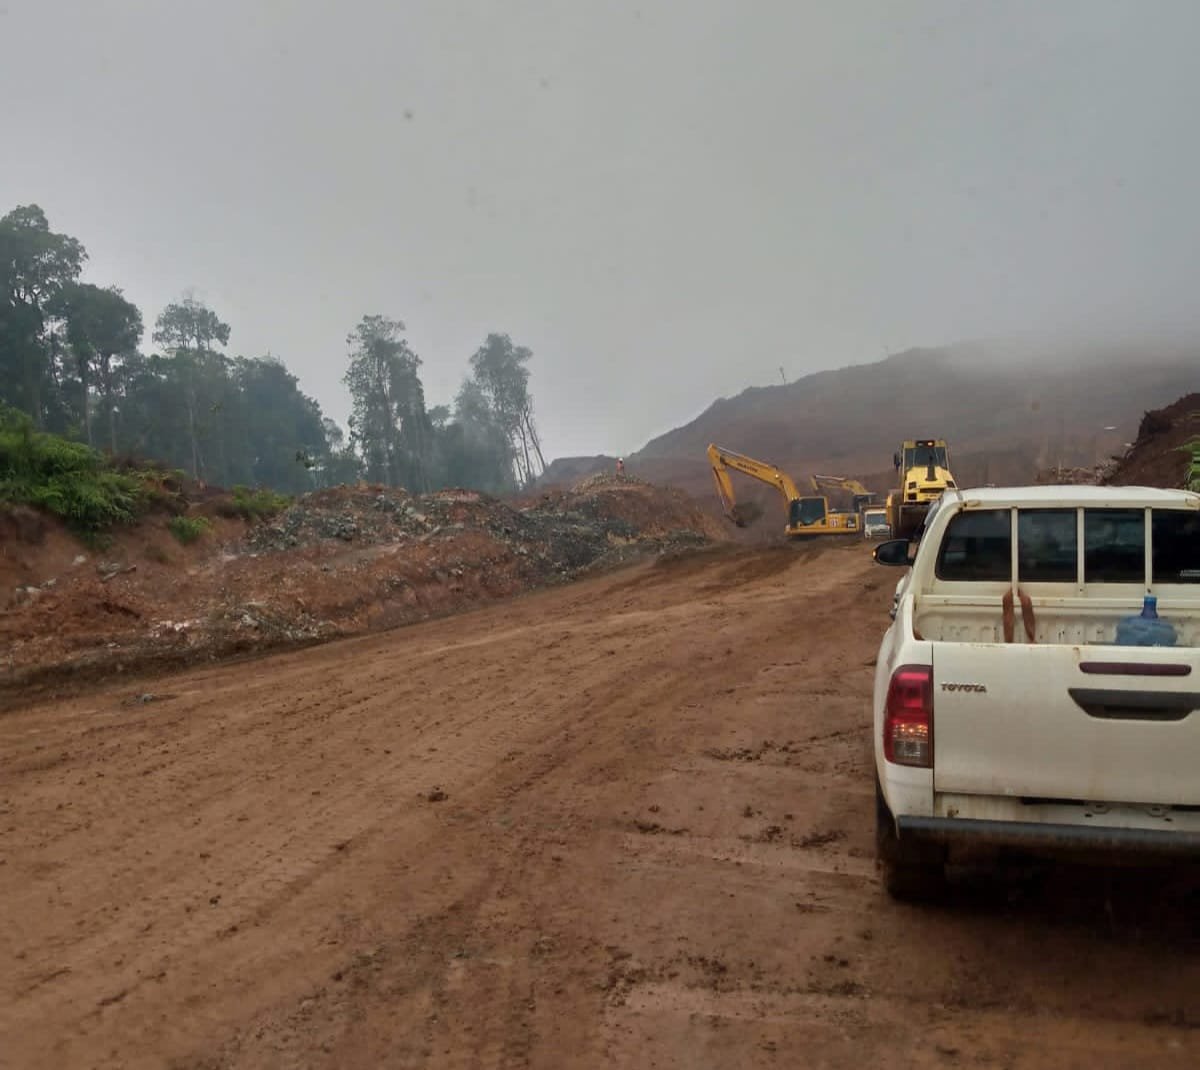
[0,205,87,427]
[49,282,142,450]
[153,296,231,479]
[230,356,327,491]
[343,315,432,490]
[467,333,545,485]
[438,377,517,493]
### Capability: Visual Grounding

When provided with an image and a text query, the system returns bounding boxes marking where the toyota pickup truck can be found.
[871,485,1200,899]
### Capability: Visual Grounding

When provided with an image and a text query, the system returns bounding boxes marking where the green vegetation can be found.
[2,203,547,497]
[217,485,291,521]
[1181,439,1200,491]
[168,515,212,544]
[0,405,145,531]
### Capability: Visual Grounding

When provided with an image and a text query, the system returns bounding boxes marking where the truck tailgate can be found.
[932,644,1200,806]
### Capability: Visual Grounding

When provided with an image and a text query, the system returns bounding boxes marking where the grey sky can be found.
[3,1,1198,459]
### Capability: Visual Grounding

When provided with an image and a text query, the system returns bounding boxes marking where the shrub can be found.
[1179,439,1200,492]
[168,515,212,544]
[216,484,291,521]
[0,405,145,531]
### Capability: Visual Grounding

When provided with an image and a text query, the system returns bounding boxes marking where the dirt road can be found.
[2,543,1197,1068]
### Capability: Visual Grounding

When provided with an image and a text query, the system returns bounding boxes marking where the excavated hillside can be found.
[1105,393,1200,488]
[0,476,723,702]
[548,343,1200,512]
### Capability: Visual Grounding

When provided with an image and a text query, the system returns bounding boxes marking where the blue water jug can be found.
[1115,596,1177,647]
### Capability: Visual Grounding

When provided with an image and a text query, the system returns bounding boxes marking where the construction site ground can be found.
[3,540,1198,1069]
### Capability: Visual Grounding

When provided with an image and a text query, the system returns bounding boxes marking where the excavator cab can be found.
[790,497,830,527]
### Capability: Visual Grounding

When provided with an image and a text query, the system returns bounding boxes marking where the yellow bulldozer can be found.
[706,444,860,538]
[887,438,957,539]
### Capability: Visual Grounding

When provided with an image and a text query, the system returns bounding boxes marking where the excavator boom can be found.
[706,444,860,538]
[811,473,880,515]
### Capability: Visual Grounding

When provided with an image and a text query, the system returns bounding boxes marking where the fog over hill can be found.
[543,339,1200,526]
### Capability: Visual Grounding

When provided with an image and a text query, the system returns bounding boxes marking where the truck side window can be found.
[1152,510,1200,583]
[1084,509,1144,583]
[935,509,1011,581]
[1018,510,1077,582]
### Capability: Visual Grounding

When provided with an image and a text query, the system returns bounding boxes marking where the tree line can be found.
[0,204,543,496]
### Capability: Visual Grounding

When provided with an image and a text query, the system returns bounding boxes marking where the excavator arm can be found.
[706,444,861,538]
[707,444,803,527]
[811,473,872,498]
[811,474,879,514]
[709,447,742,524]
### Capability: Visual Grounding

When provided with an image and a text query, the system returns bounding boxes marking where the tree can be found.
[49,282,142,450]
[317,417,363,486]
[229,356,327,492]
[467,333,546,485]
[432,378,517,494]
[153,296,231,479]
[0,205,87,427]
[343,315,432,490]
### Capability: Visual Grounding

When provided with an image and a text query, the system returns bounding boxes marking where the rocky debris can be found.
[0,477,722,698]
[242,482,708,580]
[1035,460,1119,486]
[98,562,138,583]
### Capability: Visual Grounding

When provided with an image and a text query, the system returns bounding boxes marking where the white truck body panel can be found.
[874,485,1200,857]
[932,642,1200,806]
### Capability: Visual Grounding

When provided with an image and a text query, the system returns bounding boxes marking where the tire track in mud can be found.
[3,541,1199,1069]
[1,550,801,1066]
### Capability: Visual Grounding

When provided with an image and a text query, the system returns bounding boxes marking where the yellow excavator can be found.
[887,438,957,539]
[707,444,860,538]
[810,474,880,516]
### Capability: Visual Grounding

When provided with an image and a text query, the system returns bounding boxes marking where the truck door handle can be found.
[1068,688,1200,722]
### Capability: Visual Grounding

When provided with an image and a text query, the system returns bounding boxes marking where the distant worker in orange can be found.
[616,457,625,478]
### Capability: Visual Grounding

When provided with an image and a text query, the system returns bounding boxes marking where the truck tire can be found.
[875,779,946,902]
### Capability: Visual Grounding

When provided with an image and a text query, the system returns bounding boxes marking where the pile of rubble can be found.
[1103,393,1200,489]
[1,477,721,700]
[1035,460,1119,486]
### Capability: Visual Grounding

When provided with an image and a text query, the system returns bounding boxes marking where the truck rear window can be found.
[1084,510,1144,583]
[932,505,1200,585]
[1153,511,1200,583]
[936,509,1010,581]
[1018,510,1076,582]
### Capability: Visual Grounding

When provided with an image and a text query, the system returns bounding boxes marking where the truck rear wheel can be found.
[876,779,946,902]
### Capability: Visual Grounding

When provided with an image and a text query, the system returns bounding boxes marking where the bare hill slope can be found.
[616,342,1199,511]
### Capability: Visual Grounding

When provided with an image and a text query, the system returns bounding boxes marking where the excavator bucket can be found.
[730,502,763,527]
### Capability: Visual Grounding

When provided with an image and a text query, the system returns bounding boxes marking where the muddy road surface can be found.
[2,543,1197,1068]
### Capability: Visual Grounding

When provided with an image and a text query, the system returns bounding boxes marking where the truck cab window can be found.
[1084,509,1144,583]
[1018,510,1077,582]
[1152,510,1200,583]
[906,445,948,469]
[935,509,1011,581]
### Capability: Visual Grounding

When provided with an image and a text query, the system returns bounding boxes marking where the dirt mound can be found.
[526,474,727,542]
[1105,393,1200,488]
[0,478,723,700]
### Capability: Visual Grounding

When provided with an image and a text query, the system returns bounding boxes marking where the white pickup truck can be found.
[872,485,1200,899]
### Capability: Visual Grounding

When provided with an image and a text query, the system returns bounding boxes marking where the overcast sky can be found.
[3,1,1198,459]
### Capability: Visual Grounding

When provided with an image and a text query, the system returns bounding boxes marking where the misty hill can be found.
[548,341,1200,522]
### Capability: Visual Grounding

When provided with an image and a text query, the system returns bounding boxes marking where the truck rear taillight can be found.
[884,666,933,767]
